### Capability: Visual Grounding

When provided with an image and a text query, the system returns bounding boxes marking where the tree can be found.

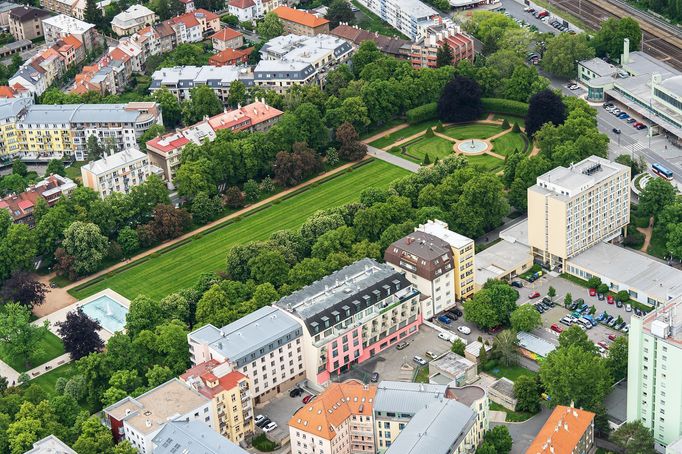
[83,0,101,27]
[45,159,66,176]
[148,204,191,241]
[638,177,676,219]
[351,41,382,77]
[0,303,49,369]
[592,17,641,61]
[326,0,354,27]
[605,335,628,383]
[542,33,595,78]
[437,75,483,123]
[612,421,656,454]
[486,426,513,454]
[152,88,181,128]
[86,135,104,161]
[190,191,222,225]
[138,124,165,151]
[564,292,572,308]
[514,375,541,413]
[493,329,518,366]
[667,223,682,260]
[464,280,518,329]
[510,305,541,332]
[336,122,367,161]
[248,250,290,287]
[451,338,466,356]
[616,290,630,302]
[476,442,497,454]
[0,271,47,308]
[525,89,567,137]
[73,416,115,454]
[436,43,454,67]
[227,80,246,107]
[558,325,596,353]
[60,222,109,277]
[616,153,645,176]
[182,85,223,125]
[117,226,140,258]
[547,286,556,301]
[257,12,284,40]
[0,223,37,281]
[12,159,27,177]
[56,308,104,360]
[587,276,602,288]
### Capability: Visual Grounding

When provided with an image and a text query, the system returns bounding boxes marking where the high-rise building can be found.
[527,156,630,269]
[354,0,442,41]
[627,296,682,449]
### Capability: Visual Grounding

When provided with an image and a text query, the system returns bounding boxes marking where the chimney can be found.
[622,38,630,64]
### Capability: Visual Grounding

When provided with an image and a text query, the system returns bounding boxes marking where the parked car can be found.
[511,280,523,288]
[289,387,303,397]
[302,395,314,404]
[595,344,606,354]
[263,422,278,433]
[426,351,439,360]
[559,317,572,326]
[534,304,544,313]
[255,415,268,426]
[445,311,459,321]
[636,124,647,130]
[457,326,472,335]
[598,293,605,301]
[256,417,271,428]
[608,334,617,341]
[438,331,454,342]
[529,291,541,299]
[542,297,554,307]
[413,355,427,366]
[550,323,564,333]
[607,295,615,304]
[608,318,617,327]
[618,112,629,119]
[625,304,632,312]
[627,118,637,124]
[453,308,463,317]
[396,341,409,350]
[437,315,452,325]
[370,372,379,383]
[613,128,621,134]
[635,308,642,316]
[616,300,623,308]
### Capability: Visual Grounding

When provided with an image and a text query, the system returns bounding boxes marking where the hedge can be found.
[481,98,529,117]
[406,103,437,124]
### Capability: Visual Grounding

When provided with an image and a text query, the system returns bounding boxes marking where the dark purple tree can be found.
[56,308,104,360]
[1,271,48,308]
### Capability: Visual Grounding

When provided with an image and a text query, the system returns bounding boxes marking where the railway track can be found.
[546,0,682,71]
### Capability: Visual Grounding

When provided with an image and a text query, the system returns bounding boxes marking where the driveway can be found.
[493,405,553,454]
[366,145,420,173]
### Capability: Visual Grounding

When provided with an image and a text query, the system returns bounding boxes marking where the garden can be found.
[0,331,65,373]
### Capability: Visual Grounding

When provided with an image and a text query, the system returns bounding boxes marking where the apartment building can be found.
[42,14,95,51]
[527,155,630,269]
[149,65,251,102]
[25,435,76,454]
[81,148,159,198]
[254,34,353,93]
[374,381,487,453]
[417,219,475,301]
[404,25,474,68]
[0,97,30,156]
[289,382,377,454]
[0,174,76,226]
[188,306,305,404]
[526,406,595,454]
[104,378,217,454]
[354,0,441,41]
[330,24,409,60]
[111,4,157,36]
[384,230,455,320]
[15,101,162,161]
[8,6,50,41]
[227,0,281,22]
[211,27,244,51]
[152,421,250,454]
[272,6,330,36]
[180,359,255,444]
[627,297,682,449]
[275,258,427,388]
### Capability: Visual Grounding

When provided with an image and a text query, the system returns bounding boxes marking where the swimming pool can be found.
[80,295,128,333]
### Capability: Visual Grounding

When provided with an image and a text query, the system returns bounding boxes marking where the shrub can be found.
[435,121,445,132]
[501,118,510,129]
[406,102,438,124]
[422,153,431,165]
[390,146,401,154]
[424,127,434,137]
[512,122,521,133]
[481,98,529,117]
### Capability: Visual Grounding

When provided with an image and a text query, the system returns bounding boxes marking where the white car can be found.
[457,326,471,335]
[438,331,454,342]
[625,304,632,312]
[413,355,427,366]
[263,422,278,433]
[255,415,266,425]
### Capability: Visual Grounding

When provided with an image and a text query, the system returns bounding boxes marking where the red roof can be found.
[180,360,249,400]
[210,27,242,41]
[228,0,255,9]
[146,132,190,154]
[17,200,33,210]
[208,47,252,65]
[273,6,329,28]
[0,86,17,98]
[193,8,218,20]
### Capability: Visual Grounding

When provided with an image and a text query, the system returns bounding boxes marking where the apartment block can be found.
[0,174,76,226]
[111,4,157,36]
[627,297,682,448]
[0,94,31,158]
[227,0,281,22]
[527,155,630,269]
[152,420,250,454]
[149,65,252,102]
[180,360,255,444]
[275,258,427,388]
[404,25,474,68]
[526,406,595,454]
[330,24,409,60]
[188,306,305,404]
[272,6,330,36]
[8,6,51,41]
[42,13,95,51]
[289,382,376,454]
[354,0,441,41]
[417,219,475,301]
[25,435,76,454]
[82,148,160,198]
[104,378,217,454]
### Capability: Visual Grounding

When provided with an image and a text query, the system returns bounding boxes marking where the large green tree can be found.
[605,335,628,383]
[638,177,677,219]
[464,280,518,329]
[257,12,284,40]
[181,85,223,125]
[59,222,109,277]
[592,17,642,61]
[0,303,49,369]
[611,421,656,454]
[542,33,595,78]
[510,305,541,332]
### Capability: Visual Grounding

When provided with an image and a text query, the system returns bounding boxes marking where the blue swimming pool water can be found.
[80,295,128,333]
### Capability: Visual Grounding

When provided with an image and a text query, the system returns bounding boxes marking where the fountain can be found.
[456,138,488,154]
[106,300,113,316]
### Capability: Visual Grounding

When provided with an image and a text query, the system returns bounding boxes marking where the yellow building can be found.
[0,97,31,156]
[180,359,255,444]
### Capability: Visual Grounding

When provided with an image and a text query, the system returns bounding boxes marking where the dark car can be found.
[511,281,523,288]
[289,387,303,398]
[612,128,621,134]
[597,293,605,301]
[534,304,544,313]
[616,300,623,308]
[445,312,458,321]
[370,372,379,383]
[453,308,463,317]
[256,418,271,428]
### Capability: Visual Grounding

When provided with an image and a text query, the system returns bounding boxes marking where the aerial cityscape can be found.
[0,0,680,451]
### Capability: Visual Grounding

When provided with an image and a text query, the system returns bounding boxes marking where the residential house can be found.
[151,421,250,454]
[0,174,76,226]
[227,0,281,22]
[404,24,474,68]
[525,406,595,454]
[272,6,329,36]
[0,84,31,99]
[8,5,50,41]
[8,62,48,96]
[180,360,255,444]
[111,4,157,36]
[209,47,252,66]
[42,14,95,51]
[55,34,86,69]
[178,0,195,12]
[330,24,409,60]
[210,27,243,51]
[149,65,252,102]
[81,147,160,198]
[40,0,78,17]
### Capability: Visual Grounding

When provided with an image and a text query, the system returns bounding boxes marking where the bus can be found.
[652,163,673,180]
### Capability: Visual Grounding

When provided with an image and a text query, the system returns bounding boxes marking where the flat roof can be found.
[475,240,531,286]
[499,218,529,246]
[623,50,678,78]
[516,332,556,357]
[430,351,474,377]
[25,435,76,454]
[390,0,439,18]
[604,380,627,426]
[42,14,94,33]
[567,242,682,303]
[373,381,448,414]
[152,421,248,454]
[22,103,143,124]
[579,58,618,77]
[531,156,628,199]
[416,219,473,249]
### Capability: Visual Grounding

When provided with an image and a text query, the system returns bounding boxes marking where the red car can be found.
[302,395,314,404]
[608,334,617,341]
[589,288,596,297]
[607,295,615,305]
[550,323,563,334]
[598,341,609,350]
[529,291,541,299]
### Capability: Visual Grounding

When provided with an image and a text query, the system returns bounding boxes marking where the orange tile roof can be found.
[208,47,252,65]
[210,27,242,41]
[526,406,595,454]
[273,6,329,28]
[180,360,249,400]
[109,47,131,62]
[194,8,218,20]
[61,34,83,49]
[0,86,16,98]
[289,382,375,441]
[228,0,255,9]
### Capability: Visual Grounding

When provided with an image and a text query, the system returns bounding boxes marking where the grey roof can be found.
[0,97,32,121]
[152,421,249,454]
[579,57,618,77]
[516,332,556,358]
[604,379,627,426]
[0,39,31,53]
[623,50,678,78]
[393,231,451,261]
[0,2,19,14]
[659,75,682,95]
[9,5,50,20]
[22,103,142,124]
[373,381,448,414]
[81,148,146,175]
[499,218,529,246]
[475,239,531,286]
[490,377,515,398]
[24,435,76,454]
[385,399,476,454]
[430,352,475,377]
[188,306,302,367]
[532,156,627,199]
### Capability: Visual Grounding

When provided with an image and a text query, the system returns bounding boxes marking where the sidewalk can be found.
[0,352,71,386]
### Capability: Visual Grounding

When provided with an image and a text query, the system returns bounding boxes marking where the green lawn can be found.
[442,124,502,140]
[70,161,409,301]
[30,362,76,396]
[491,131,528,156]
[493,114,526,129]
[464,154,505,172]
[359,119,405,141]
[0,331,65,372]
[414,366,429,383]
[401,135,454,163]
[486,364,537,381]
[65,161,85,180]
[489,401,536,422]
[369,120,440,149]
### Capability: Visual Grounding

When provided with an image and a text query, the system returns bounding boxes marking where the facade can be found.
[180,360,255,444]
[25,435,76,454]
[42,14,95,51]
[149,65,251,102]
[527,155,630,269]
[0,174,76,226]
[274,258,427,388]
[187,306,305,404]
[210,27,244,51]
[8,6,50,41]
[104,378,217,454]
[0,97,31,156]
[289,382,377,454]
[272,6,330,36]
[354,0,442,41]
[152,420,249,454]
[81,148,157,198]
[111,5,157,36]
[525,406,595,454]
[405,25,474,68]
[627,296,682,448]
